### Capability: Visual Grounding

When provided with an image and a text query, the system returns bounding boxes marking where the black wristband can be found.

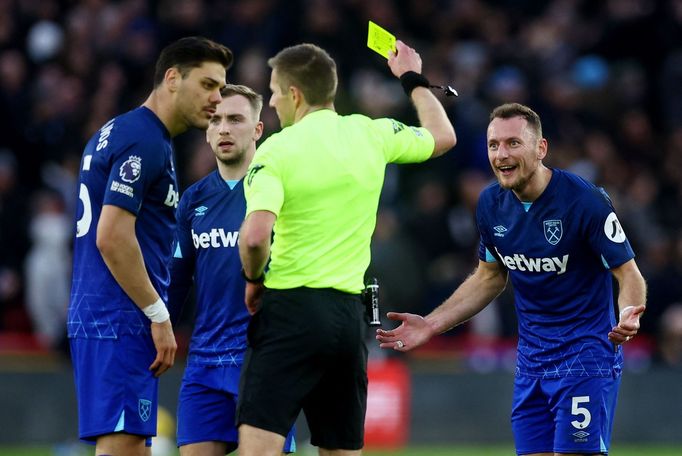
[241,268,265,284]
[400,71,430,96]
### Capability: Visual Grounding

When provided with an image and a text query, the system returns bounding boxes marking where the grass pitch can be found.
[364,445,682,455]
[1,444,681,455]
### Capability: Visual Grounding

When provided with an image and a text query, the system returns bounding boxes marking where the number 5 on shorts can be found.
[571,395,591,429]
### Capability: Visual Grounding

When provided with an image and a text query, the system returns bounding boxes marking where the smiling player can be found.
[377,103,647,456]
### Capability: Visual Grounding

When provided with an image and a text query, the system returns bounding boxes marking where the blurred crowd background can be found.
[1,0,681,371]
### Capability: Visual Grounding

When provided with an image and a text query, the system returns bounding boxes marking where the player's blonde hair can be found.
[221,84,263,121]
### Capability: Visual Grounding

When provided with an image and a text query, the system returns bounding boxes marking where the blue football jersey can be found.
[168,171,250,367]
[68,107,179,339]
[476,168,635,378]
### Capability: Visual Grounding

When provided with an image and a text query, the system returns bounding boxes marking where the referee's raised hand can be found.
[388,40,422,78]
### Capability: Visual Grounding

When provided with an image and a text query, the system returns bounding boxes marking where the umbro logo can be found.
[493,225,507,237]
[572,430,589,442]
[194,206,208,216]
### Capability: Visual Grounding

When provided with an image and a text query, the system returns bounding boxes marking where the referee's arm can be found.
[410,86,456,158]
[239,209,276,281]
[388,40,456,157]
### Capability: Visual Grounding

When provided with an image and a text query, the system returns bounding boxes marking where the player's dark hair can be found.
[221,84,263,120]
[268,43,337,106]
[490,103,543,139]
[153,36,233,87]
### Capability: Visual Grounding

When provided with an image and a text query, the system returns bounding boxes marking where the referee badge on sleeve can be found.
[246,164,265,186]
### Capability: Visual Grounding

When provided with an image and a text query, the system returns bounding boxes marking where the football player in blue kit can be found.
[168,84,295,455]
[67,37,232,456]
[377,103,647,456]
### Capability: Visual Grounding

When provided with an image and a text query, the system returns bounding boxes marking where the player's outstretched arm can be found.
[376,312,434,351]
[388,40,456,157]
[608,259,647,345]
[97,204,177,376]
[377,260,507,352]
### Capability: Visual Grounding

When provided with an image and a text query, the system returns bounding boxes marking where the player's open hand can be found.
[376,312,433,352]
[608,304,646,345]
[149,319,177,377]
[388,40,422,79]
[245,282,265,315]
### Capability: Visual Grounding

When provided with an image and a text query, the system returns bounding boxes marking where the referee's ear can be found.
[290,85,306,109]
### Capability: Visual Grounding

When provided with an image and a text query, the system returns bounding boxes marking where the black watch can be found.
[241,268,265,284]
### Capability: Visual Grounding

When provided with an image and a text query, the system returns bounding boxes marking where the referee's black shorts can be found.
[236,287,368,450]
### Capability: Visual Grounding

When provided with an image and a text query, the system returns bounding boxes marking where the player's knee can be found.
[96,432,147,456]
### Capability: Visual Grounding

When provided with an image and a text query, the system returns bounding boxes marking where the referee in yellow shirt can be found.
[237,40,456,456]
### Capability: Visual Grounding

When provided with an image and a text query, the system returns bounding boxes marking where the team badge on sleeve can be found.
[604,212,626,243]
[120,155,142,183]
[543,219,563,245]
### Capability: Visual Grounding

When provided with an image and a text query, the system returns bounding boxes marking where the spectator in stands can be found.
[655,303,682,370]
[24,190,70,350]
[0,0,680,365]
[0,150,30,332]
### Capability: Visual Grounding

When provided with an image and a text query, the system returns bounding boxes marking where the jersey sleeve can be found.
[373,118,435,164]
[167,192,196,324]
[583,187,635,269]
[103,139,164,215]
[244,140,285,217]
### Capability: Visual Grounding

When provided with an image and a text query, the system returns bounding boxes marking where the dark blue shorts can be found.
[512,374,621,455]
[70,335,157,445]
[177,364,295,452]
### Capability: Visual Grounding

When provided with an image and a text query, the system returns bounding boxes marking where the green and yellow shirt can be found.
[245,109,434,293]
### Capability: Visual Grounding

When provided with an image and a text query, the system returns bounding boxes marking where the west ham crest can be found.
[138,398,152,422]
[543,220,563,245]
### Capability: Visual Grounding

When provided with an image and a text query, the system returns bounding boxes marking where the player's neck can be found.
[217,163,245,181]
[513,165,552,202]
[142,91,186,138]
[216,149,254,181]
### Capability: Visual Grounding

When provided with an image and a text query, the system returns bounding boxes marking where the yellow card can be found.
[367,21,396,59]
